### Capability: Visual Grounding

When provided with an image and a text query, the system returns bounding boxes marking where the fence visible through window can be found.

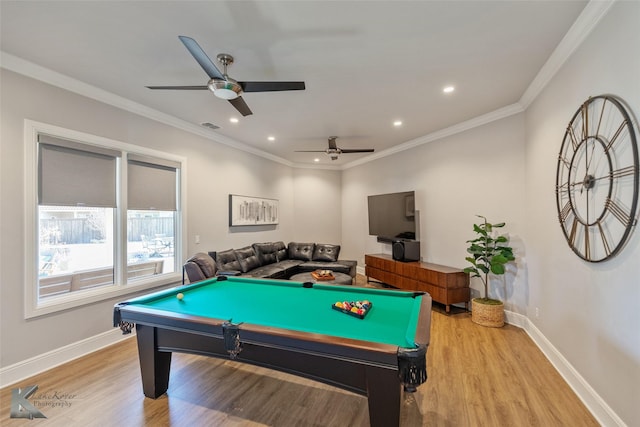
[38,208,175,299]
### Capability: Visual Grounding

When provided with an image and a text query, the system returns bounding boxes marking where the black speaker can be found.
[392,240,420,262]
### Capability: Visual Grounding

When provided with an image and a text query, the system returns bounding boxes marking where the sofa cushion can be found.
[288,242,315,261]
[215,249,242,272]
[312,244,341,262]
[235,246,262,273]
[274,259,305,271]
[273,241,288,262]
[252,242,278,265]
[241,263,286,278]
[186,252,217,278]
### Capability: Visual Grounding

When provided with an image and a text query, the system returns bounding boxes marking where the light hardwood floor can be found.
[1,275,599,426]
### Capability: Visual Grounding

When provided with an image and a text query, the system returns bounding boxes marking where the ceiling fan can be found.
[296,137,375,161]
[146,36,305,116]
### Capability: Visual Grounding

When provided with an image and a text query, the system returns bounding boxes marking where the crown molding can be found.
[342,103,525,170]
[519,0,616,109]
[0,52,293,167]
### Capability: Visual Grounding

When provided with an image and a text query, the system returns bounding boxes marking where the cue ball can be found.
[176,293,184,300]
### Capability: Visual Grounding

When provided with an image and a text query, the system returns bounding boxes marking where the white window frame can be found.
[24,120,187,319]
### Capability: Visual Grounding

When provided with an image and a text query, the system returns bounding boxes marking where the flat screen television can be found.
[368,191,416,243]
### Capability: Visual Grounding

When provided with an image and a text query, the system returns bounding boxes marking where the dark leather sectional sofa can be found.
[183,241,356,284]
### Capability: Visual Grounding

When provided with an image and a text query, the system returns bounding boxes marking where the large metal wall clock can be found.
[556,95,639,262]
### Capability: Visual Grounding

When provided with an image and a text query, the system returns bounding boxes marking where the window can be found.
[26,121,184,317]
[126,154,179,281]
[38,206,115,296]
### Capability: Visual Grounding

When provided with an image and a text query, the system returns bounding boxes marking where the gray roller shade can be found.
[127,154,178,211]
[38,134,119,207]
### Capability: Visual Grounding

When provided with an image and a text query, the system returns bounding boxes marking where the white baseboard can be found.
[509,310,626,427]
[0,328,133,389]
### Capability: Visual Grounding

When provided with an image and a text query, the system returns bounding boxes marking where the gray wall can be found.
[292,167,342,244]
[341,2,639,425]
[0,69,341,367]
[341,112,527,307]
[523,2,639,424]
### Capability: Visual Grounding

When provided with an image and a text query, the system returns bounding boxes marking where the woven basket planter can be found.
[471,298,504,327]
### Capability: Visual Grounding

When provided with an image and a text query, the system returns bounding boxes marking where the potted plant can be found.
[463,215,515,327]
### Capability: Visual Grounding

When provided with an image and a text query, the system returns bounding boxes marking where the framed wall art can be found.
[229,194,279,226]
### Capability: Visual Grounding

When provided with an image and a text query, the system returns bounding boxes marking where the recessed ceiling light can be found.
[443,86,455,93]
[393,120,403,127]
[314,158,320,162]
[229,117,239,123]
[268,136,275,142]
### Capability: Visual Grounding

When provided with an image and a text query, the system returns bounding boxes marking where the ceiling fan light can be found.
[208,79,242,100]
[215,88,238,100]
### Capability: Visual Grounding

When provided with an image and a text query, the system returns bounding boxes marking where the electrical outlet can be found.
[535,307,540,318]
[195,235,200,244]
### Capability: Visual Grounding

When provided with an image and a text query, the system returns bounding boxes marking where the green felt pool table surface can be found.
[115,275,432,427]
[123,276,423,348]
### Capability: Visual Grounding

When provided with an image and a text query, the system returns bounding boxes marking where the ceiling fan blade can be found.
[339,149,375,153]
[240,81,306,92]
[178,36,225,80]
[295,150,327,153]
[229,96,253,116]
[146,85,208,90]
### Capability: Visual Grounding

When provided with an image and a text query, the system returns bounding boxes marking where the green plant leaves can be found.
[473,223,487,235]
[464,216,515,300]
[490,263,505,275]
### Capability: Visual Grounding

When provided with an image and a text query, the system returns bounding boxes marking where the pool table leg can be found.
[136,324,172,398]
[365,366,402,427]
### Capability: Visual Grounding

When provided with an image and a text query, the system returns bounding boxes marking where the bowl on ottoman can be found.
[289,271,353,286]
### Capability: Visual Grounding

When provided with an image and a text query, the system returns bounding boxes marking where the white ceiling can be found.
[1,1,588,167]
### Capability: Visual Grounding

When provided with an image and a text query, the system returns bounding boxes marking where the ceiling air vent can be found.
[201,122,220,130]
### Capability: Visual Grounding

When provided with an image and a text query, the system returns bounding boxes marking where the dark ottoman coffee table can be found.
[289,271,353,285]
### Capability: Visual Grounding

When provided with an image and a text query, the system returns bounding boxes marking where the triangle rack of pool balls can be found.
[332,300,372,319]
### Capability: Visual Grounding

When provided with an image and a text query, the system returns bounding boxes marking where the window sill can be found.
[25,272,182,319]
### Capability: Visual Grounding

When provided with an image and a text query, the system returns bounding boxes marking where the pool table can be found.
[114,276,431,427]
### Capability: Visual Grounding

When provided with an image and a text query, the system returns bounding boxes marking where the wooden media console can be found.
[364,254,469,313]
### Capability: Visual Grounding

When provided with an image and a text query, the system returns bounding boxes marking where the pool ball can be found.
[176,293,184,300]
